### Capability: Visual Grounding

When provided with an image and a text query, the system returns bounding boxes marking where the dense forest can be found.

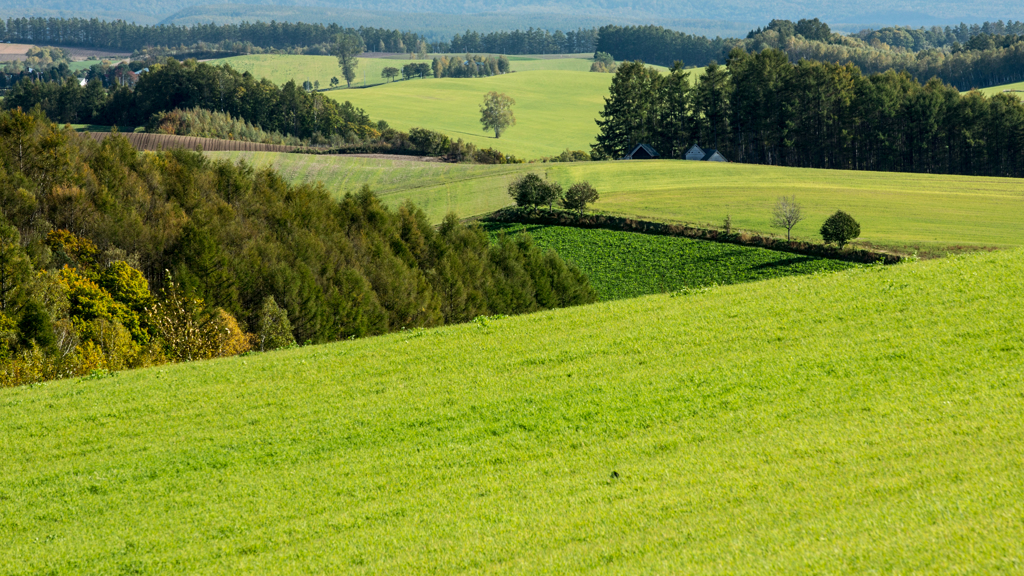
[0,109,594,386]
[593,52,1024,177]
[0,17,597,56]
[598,19,1024,90]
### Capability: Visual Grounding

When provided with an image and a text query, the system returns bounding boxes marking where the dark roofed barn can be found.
[623,143,660,160]
[701,149,728,162]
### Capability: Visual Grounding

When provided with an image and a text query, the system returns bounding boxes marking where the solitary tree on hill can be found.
[332,32,365,88]
[820,210,861,248]
[381,67,399,82]
[480,91,516,138]
[770,195,805,241]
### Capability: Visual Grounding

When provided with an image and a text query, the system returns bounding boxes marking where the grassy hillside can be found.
[205,55,686,158]
[977,80,1024,98]
[206,152,1024,255]
[205,53,643,90]
[4,249,1024,573]
[482,222,857,300]
[326,69,611,158]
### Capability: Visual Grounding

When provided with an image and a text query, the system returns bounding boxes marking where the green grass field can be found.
[205,53,649,90]
[205,54,687,158]
[326,70,611,158]
[977,80,1024,98]
[4,248,1024,573]
[482,222,858,300]
[206,152,1024,255]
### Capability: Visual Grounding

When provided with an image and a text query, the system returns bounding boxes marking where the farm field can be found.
[3,249,1024,573]
[482,222,857,300]
[207,152,1024,255]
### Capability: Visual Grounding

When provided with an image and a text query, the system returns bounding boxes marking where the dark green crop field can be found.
[483,223,858,300]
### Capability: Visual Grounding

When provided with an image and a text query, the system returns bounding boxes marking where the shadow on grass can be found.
[749,256,820,270]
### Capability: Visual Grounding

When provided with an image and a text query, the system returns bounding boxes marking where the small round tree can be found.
[563,181,600,214]
[820,210,861,248]
[509,173,561,211]
[508,173,546,209]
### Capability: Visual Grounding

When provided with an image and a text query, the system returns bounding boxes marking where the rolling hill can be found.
[325,69,611,158]
[3,247,1023,573]
[205,152,1024,255]
[206,55,681,159]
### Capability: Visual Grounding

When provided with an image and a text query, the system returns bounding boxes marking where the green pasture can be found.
[205,53,638,90]
[4,249,1024,573]
[206,152,1024,255]
[205,55,686,158]
[977,80,1024,98]
[325,69,611,158]
[483,222,857,300]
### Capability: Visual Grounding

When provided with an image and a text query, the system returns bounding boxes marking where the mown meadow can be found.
[483,222,857,300]
[3,249,1024,573]
[206,152,1024,255]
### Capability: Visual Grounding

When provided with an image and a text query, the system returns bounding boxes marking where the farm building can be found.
[701,149,728,162]
[623,143,659,160]
[684,144,728,162]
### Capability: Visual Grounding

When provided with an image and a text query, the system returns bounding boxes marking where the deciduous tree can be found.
[333,32,365,88]
[563,181,600,213]
[770,195,805,240]
[820,210,861,248]
[479,91,516,138]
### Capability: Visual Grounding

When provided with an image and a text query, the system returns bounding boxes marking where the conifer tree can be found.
[592,61,664,159]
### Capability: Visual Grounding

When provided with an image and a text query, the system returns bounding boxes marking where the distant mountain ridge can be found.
[5,0,1022,37]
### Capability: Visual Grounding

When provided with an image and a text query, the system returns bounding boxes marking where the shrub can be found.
[408,127,451,156]
[473,147,521,164]
[820,210,861,248]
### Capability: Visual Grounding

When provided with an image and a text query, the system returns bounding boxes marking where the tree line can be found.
[0,17,597,56]
[431,55,511,78]
[2,58,379,142]
[592,52,1024,178]
[0,109,595,386]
